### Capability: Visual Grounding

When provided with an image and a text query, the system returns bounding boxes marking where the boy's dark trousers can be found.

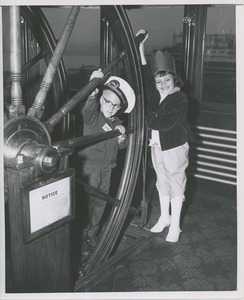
[78,160,112,249]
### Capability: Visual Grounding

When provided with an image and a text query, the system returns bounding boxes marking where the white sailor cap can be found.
[102,76,136,114]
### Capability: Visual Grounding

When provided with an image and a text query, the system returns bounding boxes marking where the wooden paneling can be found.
[6,160,72,292]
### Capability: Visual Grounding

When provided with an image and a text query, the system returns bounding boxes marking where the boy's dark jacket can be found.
[78,94,123,168]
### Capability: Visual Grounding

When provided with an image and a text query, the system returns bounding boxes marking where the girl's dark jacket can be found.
[143,65,193,151]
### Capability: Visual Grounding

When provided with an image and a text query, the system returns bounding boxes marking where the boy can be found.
[77,69,135,256]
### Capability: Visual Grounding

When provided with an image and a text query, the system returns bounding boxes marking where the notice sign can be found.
[29,177,71,233]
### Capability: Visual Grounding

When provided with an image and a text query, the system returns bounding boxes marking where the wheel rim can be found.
[4,5,145,284]
[81,6,145,275]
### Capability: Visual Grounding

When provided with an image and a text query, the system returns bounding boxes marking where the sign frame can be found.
[21,168,75,243]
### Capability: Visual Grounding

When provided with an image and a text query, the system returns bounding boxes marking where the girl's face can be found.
[155,73,175,95]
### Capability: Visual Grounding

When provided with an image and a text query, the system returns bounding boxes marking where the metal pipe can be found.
[198,141,236,149]
[192,174,236,186]
[193,126,236,135]
[194,133,236,142]
[5,51,46,87]
[194,154,236,164]
[53,127,133,149]
[27,6,81,118]
[183,14,195,81]
[101,16,110,66]
[9,6,25,118]
[45,51,126,133]
[193,161,236,172]
[189,125,237,186]
[195,147,236,157]
[193,167,236,178]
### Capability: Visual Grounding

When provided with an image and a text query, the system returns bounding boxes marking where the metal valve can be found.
[4,116,59,174]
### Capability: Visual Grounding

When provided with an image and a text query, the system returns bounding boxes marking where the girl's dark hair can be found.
[154,70,184,88]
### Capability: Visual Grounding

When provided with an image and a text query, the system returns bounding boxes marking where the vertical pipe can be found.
[105,18,110,65]
[191,6,207,102]
[9,6,25,118]
[101,15,110,67]
[183,14,195,82]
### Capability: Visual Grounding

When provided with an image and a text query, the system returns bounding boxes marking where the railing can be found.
[188,126,237,185]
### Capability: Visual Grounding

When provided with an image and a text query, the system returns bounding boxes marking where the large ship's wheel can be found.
[4,5,144,286]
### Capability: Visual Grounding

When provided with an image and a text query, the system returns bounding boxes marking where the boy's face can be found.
[100,90,121,118]
[155,73,174,95]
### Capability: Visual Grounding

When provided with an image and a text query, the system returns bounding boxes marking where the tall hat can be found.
[150,51,176,75]
[102,76,136,114]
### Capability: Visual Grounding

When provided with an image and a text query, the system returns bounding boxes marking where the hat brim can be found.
[101,84,128,114]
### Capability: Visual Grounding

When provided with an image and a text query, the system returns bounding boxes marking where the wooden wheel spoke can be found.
[27,6,81,119]
[53,127,133,149]
[45,51,126,133]
[76,179,140,215]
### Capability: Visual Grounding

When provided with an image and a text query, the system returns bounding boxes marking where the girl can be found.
[137,29,192,242]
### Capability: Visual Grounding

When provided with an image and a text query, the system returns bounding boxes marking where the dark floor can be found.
[76,185,237,293]
[5,165,238,294]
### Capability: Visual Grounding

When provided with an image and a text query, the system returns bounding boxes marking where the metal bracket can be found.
[183,15,196,26]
